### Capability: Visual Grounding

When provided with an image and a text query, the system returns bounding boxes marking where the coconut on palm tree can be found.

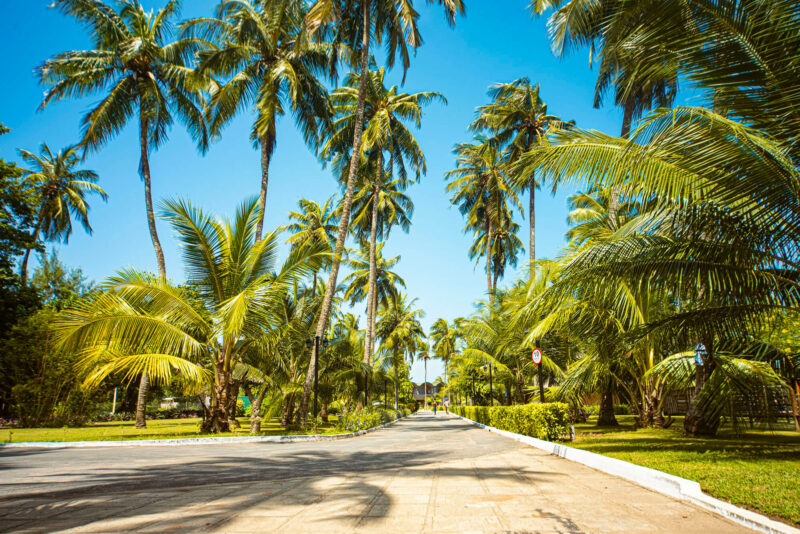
[17,144,107,284]
[297,0,465,422]
[184,0,335,240]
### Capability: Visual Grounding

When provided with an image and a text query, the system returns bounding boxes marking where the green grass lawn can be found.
[571,415,800,526]
[1,417,340,443]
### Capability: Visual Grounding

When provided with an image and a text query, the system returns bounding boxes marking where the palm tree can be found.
[282,196,339,293]
[430,319,458,387]
[38,0,209,281]
[56,197,324,433]
[467,205,523,294]
[17,144,107,284]
[375,294,426,409]
[298,0,465,422]
[323,67,442,367]
[343,240,406,315]
[184,0,335,240]
[446,137,521,303]
[420,347,431,409]
[471,79,568,276]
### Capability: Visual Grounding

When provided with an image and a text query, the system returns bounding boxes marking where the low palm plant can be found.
[56,198,323,433]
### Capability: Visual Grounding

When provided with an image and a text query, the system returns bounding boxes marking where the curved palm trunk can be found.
[135,110,167,429]
[19,222,42,285]
[528,174,535,279]
[363,153,382,365]
[255,135,274,242]
[297,1,372,424]
[597,383,618,426]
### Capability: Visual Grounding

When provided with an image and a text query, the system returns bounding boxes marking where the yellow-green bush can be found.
[452,403,570,441]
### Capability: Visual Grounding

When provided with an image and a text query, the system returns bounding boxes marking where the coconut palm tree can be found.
[446,137,521,303]
[298,0,465,423]
[38,0,209,281]
[183,0,335,240]
[471,79,569,275]
[375,294,425,409]
[322,67,442,367]
[343,240,406,316]
[17,144,107,284]
[56,197,324,433]
[282,196,339,293]
[430,318,458,386]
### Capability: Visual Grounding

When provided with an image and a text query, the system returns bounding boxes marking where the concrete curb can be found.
[449,412,799,534]
[0,414,410,450]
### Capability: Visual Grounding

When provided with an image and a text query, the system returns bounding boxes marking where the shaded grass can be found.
[1,417,340,443]
[572,415,800,526]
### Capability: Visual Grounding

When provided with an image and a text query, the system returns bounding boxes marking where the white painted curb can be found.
[0,414,410,450]
[450,412,799,534]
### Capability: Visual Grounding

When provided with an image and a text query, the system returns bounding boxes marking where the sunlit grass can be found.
[572,415,800,526]
[1,417,340,443]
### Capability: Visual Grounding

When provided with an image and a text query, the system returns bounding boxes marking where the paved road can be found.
[0,413,750,533]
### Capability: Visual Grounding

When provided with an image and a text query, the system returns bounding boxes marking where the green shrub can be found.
[583,403,631,416]
[236,398,245,417]
[452,403,570,441]
[336,407,404,433]
[405,401,418,414]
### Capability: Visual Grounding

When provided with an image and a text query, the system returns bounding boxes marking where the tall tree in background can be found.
[323,67,441,365]
[298,0,465,422]
[430,318,458,386]
[343,240,406,316]
[375,294,425,409]
[471,79,567,276]
[38,0,210,428]
[17,145,107,285]
[283,197,339,293]
[446,138,520,304]
[185,0,335,240]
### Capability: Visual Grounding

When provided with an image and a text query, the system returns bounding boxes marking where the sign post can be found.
[532,347,545,403]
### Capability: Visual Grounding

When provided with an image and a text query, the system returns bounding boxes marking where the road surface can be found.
[0,412,751,533]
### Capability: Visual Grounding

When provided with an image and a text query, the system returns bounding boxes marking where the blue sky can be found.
[0,0,630,383]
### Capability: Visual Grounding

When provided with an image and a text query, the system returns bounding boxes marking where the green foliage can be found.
[335,406,404,433]
[453,403,570,441]
[236,398,245,418]
[584,404,631,416]
[405,401,418,413]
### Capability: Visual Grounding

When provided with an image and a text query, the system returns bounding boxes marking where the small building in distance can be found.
[412,382,444,404]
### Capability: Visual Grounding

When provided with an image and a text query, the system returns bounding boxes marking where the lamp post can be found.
[384,378,388,408]
[482,364,497,406]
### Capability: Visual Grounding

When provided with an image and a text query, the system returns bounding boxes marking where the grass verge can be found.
[571,415,800,527]
[0,417,340,443]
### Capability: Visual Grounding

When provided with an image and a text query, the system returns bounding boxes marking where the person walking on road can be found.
[433,401,437,415]
[444,398,450,414]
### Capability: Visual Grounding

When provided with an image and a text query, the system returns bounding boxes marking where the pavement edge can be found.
[449,412,799,534]
[0,413,412,449]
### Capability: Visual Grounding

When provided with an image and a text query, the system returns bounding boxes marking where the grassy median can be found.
[571,415,800,526]
[1,417,341,443]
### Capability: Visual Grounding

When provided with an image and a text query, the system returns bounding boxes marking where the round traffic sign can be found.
[532,348,543,365]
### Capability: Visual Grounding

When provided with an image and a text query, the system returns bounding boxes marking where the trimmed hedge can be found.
[452,403,570,441]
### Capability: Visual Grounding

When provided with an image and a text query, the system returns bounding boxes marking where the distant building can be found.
[411,382,443,403]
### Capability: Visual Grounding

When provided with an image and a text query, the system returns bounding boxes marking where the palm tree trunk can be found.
[134,372,149,429]
[684,335,721,436]
[609,98,635,228]
[135,110,166,429]
[19,222,42,285]
[597,382,618,426]
[369,287,378,357]
[486,213,493,304]
[255,135,273,242]
[297,0,372,424]
[363,152,382,365]
[529,174,535,279]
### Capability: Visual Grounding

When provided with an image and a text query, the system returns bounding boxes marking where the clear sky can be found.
[0,0,631,383]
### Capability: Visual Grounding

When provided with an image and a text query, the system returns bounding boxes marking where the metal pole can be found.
[424,358,428,409]
[313,335,319,419]
[111,388,117,415]
[364,370,368,406]
[538,364,545,404]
